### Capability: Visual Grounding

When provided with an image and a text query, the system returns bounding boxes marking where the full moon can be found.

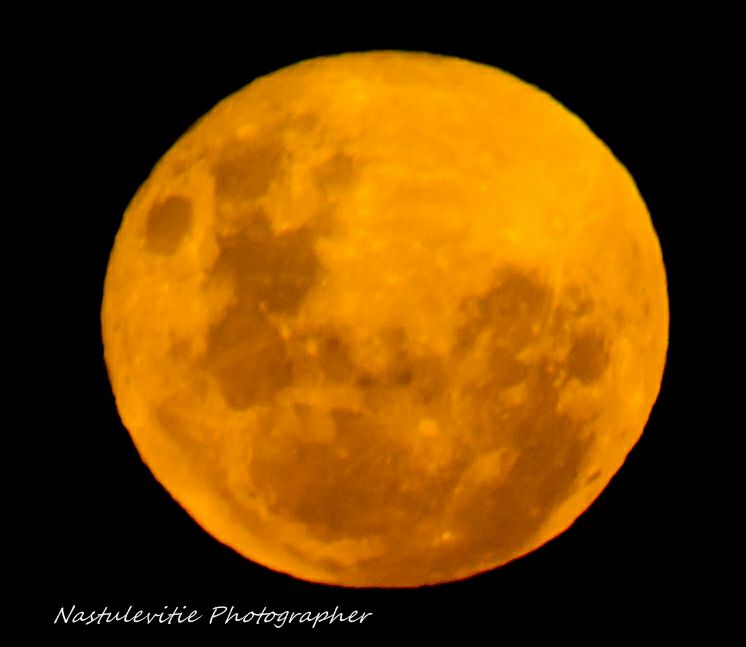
[101,51,668,587]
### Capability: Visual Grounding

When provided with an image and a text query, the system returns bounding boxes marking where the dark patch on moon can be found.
[198,205,321,409]
[210,112,325,206]
[436,268,607,567]
[314,334,358,383]
[144,195,193,255]
[485,345,531,389]
[204,302,292,410]
[212,136,285,202]
[198,115,363,412]
[567,332,609,383]
[249,405,457,541]
[446,359,592,563]
[457,267,551,352]
[211,207,321,316]
[314,151,357,195]
[248,321,460,541]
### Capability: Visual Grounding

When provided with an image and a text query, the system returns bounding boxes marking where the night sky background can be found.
[24,15,722,640]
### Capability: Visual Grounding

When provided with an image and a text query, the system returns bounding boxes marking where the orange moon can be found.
[101,51,669,587]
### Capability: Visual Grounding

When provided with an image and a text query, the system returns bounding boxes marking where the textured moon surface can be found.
[101,51,669,587]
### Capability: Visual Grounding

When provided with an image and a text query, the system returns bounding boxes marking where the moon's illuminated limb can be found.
[101,51,669,587]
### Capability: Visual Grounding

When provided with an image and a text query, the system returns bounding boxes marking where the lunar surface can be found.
[101,51,669,587]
